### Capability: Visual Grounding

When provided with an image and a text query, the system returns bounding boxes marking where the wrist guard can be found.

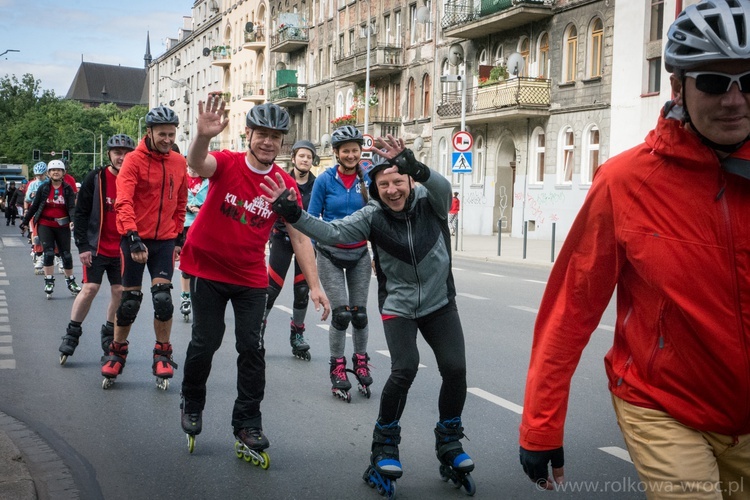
[392,148,431,182]
[271,189,302,223]
[126,230,147,253]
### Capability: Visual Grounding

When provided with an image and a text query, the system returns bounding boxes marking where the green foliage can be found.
[0,73,147,181]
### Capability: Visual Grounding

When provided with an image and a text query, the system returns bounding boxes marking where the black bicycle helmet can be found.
[367,153,393,200]
[331,125,364,148]
[107,134,136,151]
[145,106,180,127]
[292,140,317,157]
[246,103,290,133]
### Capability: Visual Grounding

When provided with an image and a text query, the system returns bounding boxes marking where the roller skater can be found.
[65,276,81,295]
[233,428,271,469]
[330,356,352,402]
[101,340,128,389]
[363,421,401,499]
[290,321,310,360]
[153,341,177,390]
[351,351,372,398]
[44,275,55,298]
[180,395,202,453]
[435,418,475,495]
[180,292,191,322]
[59,323,82,365]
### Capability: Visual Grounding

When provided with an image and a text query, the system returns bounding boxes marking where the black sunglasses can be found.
[685,70,750,95]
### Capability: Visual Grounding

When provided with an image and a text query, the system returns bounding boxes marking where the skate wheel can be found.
[187,434,195,453]
[46,294,51,300]
[243,451,253,463]
[59,354,68,365]
[156,377,170,390]
[359,385,371,398]
[183,314,189,323]
[302,351,311,361]
[439,465,451,482]
[462,473,476,496]
[102,378,115,390]
[259,451,270,470]
[234,441,244,459]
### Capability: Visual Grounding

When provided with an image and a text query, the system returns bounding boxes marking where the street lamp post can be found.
[79,128,96,170]
[0,49,20,58]
[364,21,373,136]
[440,73,467,251]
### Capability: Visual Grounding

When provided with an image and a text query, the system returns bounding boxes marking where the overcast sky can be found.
[0,0,190,96]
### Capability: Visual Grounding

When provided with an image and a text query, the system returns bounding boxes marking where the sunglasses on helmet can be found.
[685,70,750,95]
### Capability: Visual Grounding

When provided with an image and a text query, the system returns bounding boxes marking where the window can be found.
[472,135,484,185]
[407,77,416,120]
[394,83,401,118]
[647,57,662,93]
[519,37,529,77]
[563,25,578,83]
[424,0,433,41]
[410,4,418,45]
[336,92,344,117]
[441,59,451,94]
[494,43,504,66]
[349,29,355,55]
[558,127,575,184]
[537,33,549,78]
[422,74,431,118]
[582,125,600,184]
[530,128,545,184]
[319,48,324,81]
[588,18,603,78]
[650,0,664,42]
[338,33,345,57]
[395,11,402,47]
[438,137,448,177]
[384,14,391,44]
[346,88,354,115]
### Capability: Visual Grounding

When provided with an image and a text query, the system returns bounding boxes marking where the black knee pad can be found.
[331,305,352,331]
[151,283,174,322]
[293,283,309,310]
[181,270,192,280]
[351,306,368,329]
[116,290,143,326]
[61,251,74,269]
[265,283,281,309]
[43,248,55,267]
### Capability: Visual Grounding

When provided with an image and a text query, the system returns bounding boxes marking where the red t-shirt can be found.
[339,171,358,189]
[179,151,302,288]
[97,168,120,257]
[39,185,69,228]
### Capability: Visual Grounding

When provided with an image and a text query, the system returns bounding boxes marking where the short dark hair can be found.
[453,192,459,196]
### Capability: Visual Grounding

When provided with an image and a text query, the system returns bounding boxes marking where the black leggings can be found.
[378,301,467,424]
[266,231,308,311]
[37,223,72,268]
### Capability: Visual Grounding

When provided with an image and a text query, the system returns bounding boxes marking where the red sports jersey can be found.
[39,186,69,227]
[179,150,302,288]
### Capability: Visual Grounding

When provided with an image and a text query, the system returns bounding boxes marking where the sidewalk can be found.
[452,232,563,268]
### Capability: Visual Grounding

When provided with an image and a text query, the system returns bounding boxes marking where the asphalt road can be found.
[0,224,644,499]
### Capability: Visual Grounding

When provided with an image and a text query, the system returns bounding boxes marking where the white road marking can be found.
[523,279,547,284]
[0,359,16,369]
[468,388,523,414]
[0,335,11,343]
[0,346,12,355]
[274,305,293,314]
[0,308,7,315]
[481,273,505,278]
[1,238,22,247]
[510,305,538,313]
[316,324,350,337]
[0,317,8,323]
[0,301,6,307]
[0,325,9,332]
[599,447,633,463]
[452,267,464,272]
[597,325,615,331]
[0,280,9,286]
[457,292,489,300]
[376,349,426,368]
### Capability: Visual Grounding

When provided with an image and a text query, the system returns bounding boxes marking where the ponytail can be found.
[357,166,369,204]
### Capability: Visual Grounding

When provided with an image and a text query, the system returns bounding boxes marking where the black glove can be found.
[519,446,564,488]
[391,148,431,183]
[126,230,147,253]
[271,189,302,223]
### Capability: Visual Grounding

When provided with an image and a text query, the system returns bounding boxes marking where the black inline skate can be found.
[234,427,270,469]
[65,276,81,295]
[101,340,128,389]
[435,417,476,495]
[180,395,202,453]
[350,352,372,398]
[59,323,82,365]
[44,275,55,299]
[290,321,310,360]
[363,421,401,499]
[330,356,352,402]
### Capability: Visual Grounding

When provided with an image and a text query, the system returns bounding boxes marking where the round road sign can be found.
[362,134,375,151]
[452,131,473,152]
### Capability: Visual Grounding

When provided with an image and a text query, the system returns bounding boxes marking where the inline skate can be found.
[100,323,114,357]
[59,323,82,365]
[33,255,43,275]
[101,340,128,389]
[180,394,202,453]
[44,276,55,299]
[153,341,178,390]
[363,421,401,499]
[330,356,352,402]
[350,352,372,398]
[55,256,64,274]
[66,276,81,295]
[290,321,310,360]
[180,292,191,322]
[435,418,476,496]
[233,427,270,469]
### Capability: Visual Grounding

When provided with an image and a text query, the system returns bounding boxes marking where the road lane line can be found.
[0,325,9,332]
[452,267,464,272]
[376,350,426,368]
[274,305,293,314]
[510,305,538,313]
[0,335,11,342]
[480,273,505,278]
[523,279,547,284]
[599,447,632,463]
[0,359,16,369]
[317,324,350,337]
[0,346,13,355]
[467,388,523,414]
[457,293,489,300]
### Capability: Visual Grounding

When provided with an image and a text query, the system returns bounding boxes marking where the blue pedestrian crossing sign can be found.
[452,152,472,173]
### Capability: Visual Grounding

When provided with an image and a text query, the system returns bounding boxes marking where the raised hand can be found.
[196,92,229,138]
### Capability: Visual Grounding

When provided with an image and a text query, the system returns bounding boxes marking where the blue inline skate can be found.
[363,421,401,499]
[435,417,476,496]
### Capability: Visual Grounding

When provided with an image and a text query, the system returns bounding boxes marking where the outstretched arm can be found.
[187,93,229,178]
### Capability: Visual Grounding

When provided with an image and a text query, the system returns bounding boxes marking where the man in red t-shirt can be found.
[59,135,136,365]
[448,191,460,236]
[180,99,329,456]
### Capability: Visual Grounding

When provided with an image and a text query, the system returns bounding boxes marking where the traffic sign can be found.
[452,131,473,152]
[452,152,472,173]
[360,159,373,172]
[50,151,56,157]
[362,134,375,151]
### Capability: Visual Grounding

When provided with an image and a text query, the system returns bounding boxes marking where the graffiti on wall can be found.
[465,190,487,205]
[515,191,564,227]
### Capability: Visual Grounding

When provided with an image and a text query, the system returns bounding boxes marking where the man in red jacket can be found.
[520,1,750,498]
[102,106,188,390]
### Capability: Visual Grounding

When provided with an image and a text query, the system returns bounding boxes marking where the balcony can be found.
[442,0,553,39]
[270,26,309,53]
[269,83,307,108]
[243,27,266,51]
[211,46,232,67]
[242,81,266,103]
[436,77,551,124]
[334,44,404,83]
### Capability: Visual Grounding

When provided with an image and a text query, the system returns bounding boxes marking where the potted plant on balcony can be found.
[480,66,509,86]
[212,45,231,58]
[331,114,356,127]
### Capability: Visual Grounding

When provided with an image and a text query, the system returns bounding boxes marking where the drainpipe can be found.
[675,0,683,17]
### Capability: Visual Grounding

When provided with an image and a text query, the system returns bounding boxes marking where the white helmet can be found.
[47,159,66,171]
[665,0,750,72]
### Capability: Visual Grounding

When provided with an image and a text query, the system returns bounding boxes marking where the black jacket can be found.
[21,180,76,227]
[74,167,113,254]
